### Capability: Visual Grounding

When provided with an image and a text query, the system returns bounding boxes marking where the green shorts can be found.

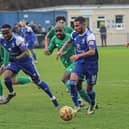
[65,63,75,73]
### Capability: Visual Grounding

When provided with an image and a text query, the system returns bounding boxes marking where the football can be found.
[59,106,74,121]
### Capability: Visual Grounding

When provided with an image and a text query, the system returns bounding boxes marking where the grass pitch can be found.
[0,46,129,129]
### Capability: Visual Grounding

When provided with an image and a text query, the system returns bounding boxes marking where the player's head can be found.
[56,16,66,27]
[1,24,12,40]
[74,16,87,34]
[55,25,65,40]
[19,20,26,27]
[12,25,21,34]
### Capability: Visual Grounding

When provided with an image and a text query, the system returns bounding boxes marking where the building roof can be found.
[0,0,129,11]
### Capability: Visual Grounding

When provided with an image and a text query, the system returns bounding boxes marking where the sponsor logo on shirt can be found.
[89,40,94,45]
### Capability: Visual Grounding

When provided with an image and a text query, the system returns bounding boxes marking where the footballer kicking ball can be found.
[59,106,74,121]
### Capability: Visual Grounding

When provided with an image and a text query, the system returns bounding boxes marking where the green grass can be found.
[0,46,129,129]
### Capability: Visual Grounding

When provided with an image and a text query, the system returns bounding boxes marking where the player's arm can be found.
[56,39,72,60]
[0,45,9,75]
[44,34,49,51]
[15,48,29,60]
[12,37,29,60]
[70,33,96,61]
[44,34,51,55]
[44,36,56,56]
[70,44,95,61]
[44,28,55,54]
[1,45,9,65]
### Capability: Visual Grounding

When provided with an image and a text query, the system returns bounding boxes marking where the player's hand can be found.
[0,64,6,75]
[44,49,51,55]
[56,52,62,60]
[70,55,79,61]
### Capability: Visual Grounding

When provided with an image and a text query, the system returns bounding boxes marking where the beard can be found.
[57,34,65,40]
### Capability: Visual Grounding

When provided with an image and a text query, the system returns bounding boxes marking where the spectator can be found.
[37,23,46,34]
[29,21,39,34]
[37,23,46,47]
[99,22,107,47]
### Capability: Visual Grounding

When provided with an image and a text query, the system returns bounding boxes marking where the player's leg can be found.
[104,36,107,46]
[63,63,84,107]
[2,62,21,104]
[0,63,5,101]
[87,84,96,114]
[33,76,59,108]
[69,72,80,111]
[0,75,31,104]
[63,63,75,92]
[61,71,70,91]
[11,75,32,85]
[16,76,32,84]
[0,80,9,103]
[77,80,91,105]
[22,61,59,108]
[27,40,38,63]
[69,63,87,112]
[86,74,97,114]
[0,80,7,103]
[3,69,16,104]
[0,80,3,97]
[29,46,38,64]
[101,35,104,47]
[62,69,83,107]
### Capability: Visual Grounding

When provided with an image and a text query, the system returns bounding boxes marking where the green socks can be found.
[0,80,3,96]
[0,77,31,97]
[65,80,71,91]
[79,88,91,104]
[17,76,32,85]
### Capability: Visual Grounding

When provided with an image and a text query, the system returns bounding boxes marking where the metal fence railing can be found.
[35,32,129,48]
[95,32,128,46]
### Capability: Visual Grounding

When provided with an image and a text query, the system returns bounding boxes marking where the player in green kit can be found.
[44,16,73,55]
[0,44,32,103]
[45,25,91,110]
[0,44,9,102]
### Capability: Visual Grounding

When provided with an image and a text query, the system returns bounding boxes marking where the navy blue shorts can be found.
[7,59,39,78]
[73,61,98,85]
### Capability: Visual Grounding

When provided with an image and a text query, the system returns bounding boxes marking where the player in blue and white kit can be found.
[19,20,38,64]
[0,24,59,108]
[57,16,98,114]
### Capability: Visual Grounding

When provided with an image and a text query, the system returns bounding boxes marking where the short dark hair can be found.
[56,16,66,22]
[1,24,12,29]
[74,16,86,24]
